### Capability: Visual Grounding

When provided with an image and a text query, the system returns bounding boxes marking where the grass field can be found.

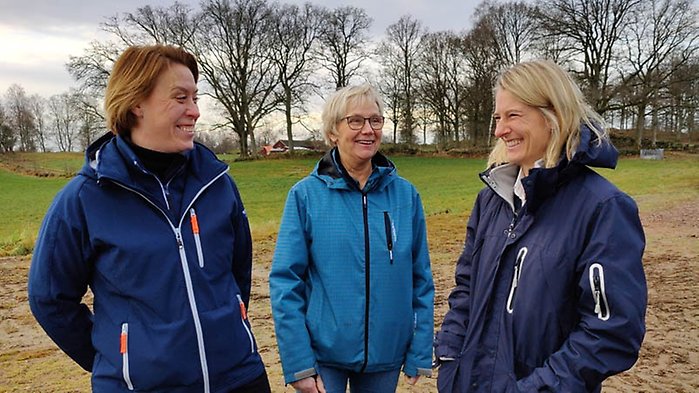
[0,151,698,392]
[1,151,697,256]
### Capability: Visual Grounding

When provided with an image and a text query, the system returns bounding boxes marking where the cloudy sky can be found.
[0,0,480,97]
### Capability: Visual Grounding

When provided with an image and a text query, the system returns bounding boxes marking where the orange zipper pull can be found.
[237,294,247,320]
[190,209,200,234]
[120,325,128,354]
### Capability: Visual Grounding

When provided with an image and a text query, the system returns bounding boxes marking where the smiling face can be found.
[331,99,383,171]
[493,89,551,174]
[130,63,199,153]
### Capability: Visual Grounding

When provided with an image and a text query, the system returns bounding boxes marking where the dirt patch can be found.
[1,197,697,392]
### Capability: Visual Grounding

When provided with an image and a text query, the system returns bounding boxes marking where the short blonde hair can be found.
[321,83,384,146]
[105,45,198,136]
[488,59,607,168]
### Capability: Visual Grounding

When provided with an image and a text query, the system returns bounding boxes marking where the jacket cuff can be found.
[286,367,317,384]
[434,330,464,359]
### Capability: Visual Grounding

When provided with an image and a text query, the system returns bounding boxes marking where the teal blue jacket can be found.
[269,149,434,384]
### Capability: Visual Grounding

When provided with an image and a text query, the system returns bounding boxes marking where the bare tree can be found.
[48,93,81,152]
[666,58,699,142]
[195,0,281,157]
[417,31,470,147]
[74,92,106,150]
[317,6,373,89]
[5,84,37,152]
[382,15,426,144]
[269,2,325,153]
[536,0,641,113]
[28,95,49,152]
[68,2,198,97]
[377,60,403,143]
[480,0,538,66]
[67,40,122,97]
[622,0,699,146]
[0,102,15,152]
[462,7,502,147]
[119,2,199,47]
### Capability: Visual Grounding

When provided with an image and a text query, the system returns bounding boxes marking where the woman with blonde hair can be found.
[435,60,647,392]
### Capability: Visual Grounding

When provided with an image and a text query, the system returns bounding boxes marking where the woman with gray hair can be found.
[435,60,647,392]
[270,83,435,393]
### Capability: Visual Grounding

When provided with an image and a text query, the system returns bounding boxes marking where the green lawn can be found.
[1,152,697,256]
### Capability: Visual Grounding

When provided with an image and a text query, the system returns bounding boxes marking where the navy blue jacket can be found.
[28,133,265,392]
[435,127,647,392]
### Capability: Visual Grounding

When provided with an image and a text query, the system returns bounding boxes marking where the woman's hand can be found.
[290,375,326,393]
[404,375,421,385]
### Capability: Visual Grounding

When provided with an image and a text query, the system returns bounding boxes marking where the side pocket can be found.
[120,323,134,391]
[236,294,255,354]
[383,211,394,264]
[506,247,528,314]
[589,263,610,320]
[190,208,205,268]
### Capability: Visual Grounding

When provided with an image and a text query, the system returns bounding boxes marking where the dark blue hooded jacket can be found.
[28,133,265,392]
[435,126,647,392]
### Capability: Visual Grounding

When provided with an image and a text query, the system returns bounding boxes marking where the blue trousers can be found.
[316,365,401,393]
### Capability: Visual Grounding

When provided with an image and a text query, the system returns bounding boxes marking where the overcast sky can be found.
[0,0,481,98]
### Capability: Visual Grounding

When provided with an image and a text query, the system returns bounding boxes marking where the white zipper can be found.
[589,263,610,321]
[190,208,205,268]
[236,294,255,354]
[506,247,528,314]
[121,323,134,391]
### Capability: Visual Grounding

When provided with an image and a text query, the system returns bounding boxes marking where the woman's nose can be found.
[187,100,200,120]
[494,121,508,138]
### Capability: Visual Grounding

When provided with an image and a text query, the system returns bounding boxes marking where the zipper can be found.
[121,323,134,391]
[361,192,370,372]
[132,160,171,211]
[506,247,528,314]
[236,294,255,354]
[383,211,394,264]
[190,208,205,268]
[108,168,228,393]
[589,263,610,320]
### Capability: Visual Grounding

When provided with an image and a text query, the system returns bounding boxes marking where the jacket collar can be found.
[481,124,619,213]
[314,147,396,191]
[82,132,228,199]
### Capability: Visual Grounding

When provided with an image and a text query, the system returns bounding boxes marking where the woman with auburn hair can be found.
[435,60,647,393]
[29,44,271,393]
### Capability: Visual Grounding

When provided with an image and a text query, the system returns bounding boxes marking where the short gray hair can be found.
[320,83,384,146]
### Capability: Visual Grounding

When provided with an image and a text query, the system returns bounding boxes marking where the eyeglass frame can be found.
[340,115,385,131]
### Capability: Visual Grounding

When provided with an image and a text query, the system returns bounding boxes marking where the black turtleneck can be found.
[126,139,187,182]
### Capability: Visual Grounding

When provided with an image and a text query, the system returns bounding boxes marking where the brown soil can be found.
[1,196,697,392]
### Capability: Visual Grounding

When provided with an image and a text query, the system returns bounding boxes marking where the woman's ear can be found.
[131,105,143,118]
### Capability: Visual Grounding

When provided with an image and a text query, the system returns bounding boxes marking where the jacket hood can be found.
[312,148,396,191]
[569,123,618,170]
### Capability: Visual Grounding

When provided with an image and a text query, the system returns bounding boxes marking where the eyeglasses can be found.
[341,115,385,131]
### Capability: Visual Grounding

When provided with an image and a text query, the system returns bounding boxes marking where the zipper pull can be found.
[236,294,247,320]
[175,229,184,249]
[190,208,200,235]
[593,275,601,314]
[384,212,394,264]
[120,324,128,354]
